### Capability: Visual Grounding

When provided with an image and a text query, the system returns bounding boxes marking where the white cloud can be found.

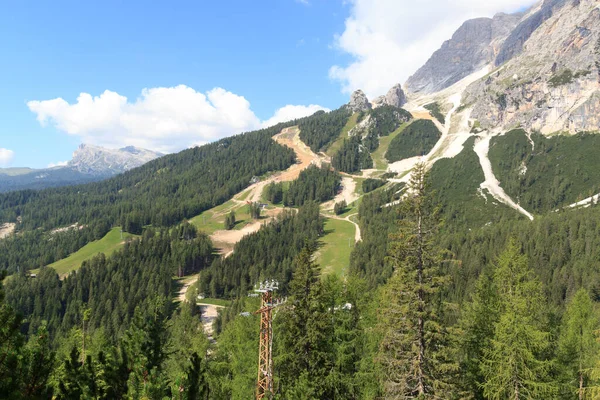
[28,85,327,154]
[261,104,330,128]
[47,161,68,168]
[330,0,537,98]
[0,148,14,166]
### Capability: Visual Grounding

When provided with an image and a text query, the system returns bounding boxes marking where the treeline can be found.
[4,222,213,340]
[0,224,110,274]
[196,202,324,298]
[385,119,442,162]
[283,164,341,207]
[298,107,352,152]
[331,136,373,173]
[0,123,297,235]
[1,282,211,399]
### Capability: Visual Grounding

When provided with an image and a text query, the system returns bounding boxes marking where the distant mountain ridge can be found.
[68,144,163,176]
[0,144,162,193]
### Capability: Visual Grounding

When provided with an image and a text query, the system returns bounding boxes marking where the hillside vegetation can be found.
[489,130,600,212]
[385,119,441,162]
[298,107,352,152]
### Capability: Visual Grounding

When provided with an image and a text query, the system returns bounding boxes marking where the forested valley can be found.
[4,103,600,399]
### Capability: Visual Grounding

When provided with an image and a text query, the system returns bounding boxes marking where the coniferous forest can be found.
[4,157,600,398]
[3,102,600,399]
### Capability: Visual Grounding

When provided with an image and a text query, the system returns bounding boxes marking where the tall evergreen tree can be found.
[376,163,457,398]
[557,288,599,399]
[0,272,26,398]
[481,240,555,399]
[457,269,501,399]
[276,245,334,398]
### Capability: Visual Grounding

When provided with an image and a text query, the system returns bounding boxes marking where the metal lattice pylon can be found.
[254,280,281,400]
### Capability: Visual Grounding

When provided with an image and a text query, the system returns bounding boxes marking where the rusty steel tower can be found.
[254,280,283,400]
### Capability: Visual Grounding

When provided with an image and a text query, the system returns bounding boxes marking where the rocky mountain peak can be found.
[347,90,372,112]
[384,84,407,108]
[372,84,408,108]
[405,12,523,94]
[463,0,600,134]
[69,144,162,176]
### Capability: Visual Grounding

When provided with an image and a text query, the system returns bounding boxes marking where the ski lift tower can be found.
[254,279,282,400]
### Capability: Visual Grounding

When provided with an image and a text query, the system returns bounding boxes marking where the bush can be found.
[334,200,347,215]
[224,211,236,230]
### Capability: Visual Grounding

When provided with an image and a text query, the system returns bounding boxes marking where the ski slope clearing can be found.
[31,227,138,278]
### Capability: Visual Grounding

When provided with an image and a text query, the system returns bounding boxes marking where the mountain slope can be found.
[464,0,600,134]
[0,144,163,193]
[405,12,523,94]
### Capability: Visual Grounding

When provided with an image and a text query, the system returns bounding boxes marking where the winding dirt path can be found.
[178,126,323,309]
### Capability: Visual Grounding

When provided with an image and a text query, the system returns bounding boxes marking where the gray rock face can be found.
[405,13,522,94]
[371,95,386,108]
[464,0,600,134]
[495,0,566,66]
[347,90,372,112]
[69,144,163,176]
[384,84,407,108]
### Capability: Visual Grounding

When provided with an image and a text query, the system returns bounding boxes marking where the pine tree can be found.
[183,352,208,400]
[224,211,236,230]
[481,240,555,399]
[557,288,599,399]
[276,245,334,398]
[457,269,501,399]
[19,323,55,399]
[376,163,457,398]
[0,272,26,398]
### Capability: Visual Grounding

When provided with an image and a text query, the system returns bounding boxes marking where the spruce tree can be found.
[481,240,555,399]
[457,269,501,399]
[276,245,334,398]
[376,163,457,398]
[557,288,599,399]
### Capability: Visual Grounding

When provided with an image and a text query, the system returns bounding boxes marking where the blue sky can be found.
[0,0,536,168]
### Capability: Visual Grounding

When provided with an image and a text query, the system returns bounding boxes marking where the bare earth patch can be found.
[0,223,15,239]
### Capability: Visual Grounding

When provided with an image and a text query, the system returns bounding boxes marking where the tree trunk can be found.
[579,369,584,400]
[416,194,425,397]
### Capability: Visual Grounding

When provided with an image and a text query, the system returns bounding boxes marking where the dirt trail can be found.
[0,222,15,239]
[178,126,322,314]
[198,303,225,338]
[329,213,361,243]
[473,133,534,221]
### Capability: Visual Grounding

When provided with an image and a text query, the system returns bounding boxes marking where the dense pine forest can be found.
[4,162,600,399]
[4,101,600,399]
[385,119,442,162]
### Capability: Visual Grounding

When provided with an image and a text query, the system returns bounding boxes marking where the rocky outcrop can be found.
[384,84,407,108]
[347,90,372,112]
[69,144,163,176]
[405,13,523,94]
[463,0,600,134]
